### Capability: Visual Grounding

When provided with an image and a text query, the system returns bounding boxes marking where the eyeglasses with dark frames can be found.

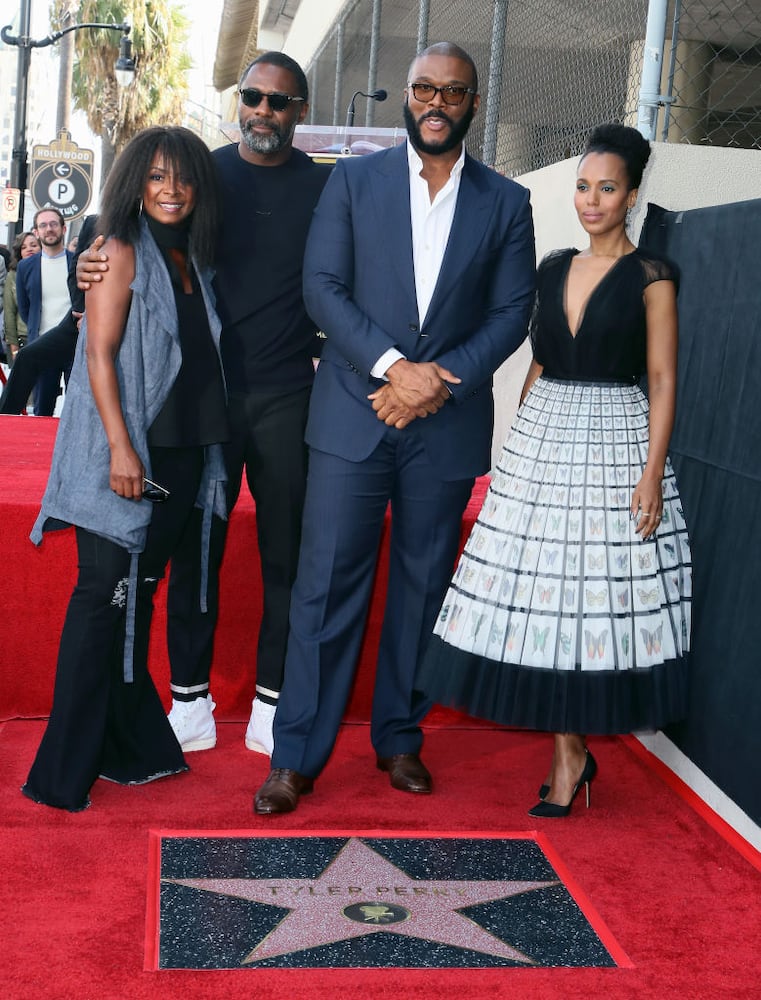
[239,88,306,112]
[407,83,476,106]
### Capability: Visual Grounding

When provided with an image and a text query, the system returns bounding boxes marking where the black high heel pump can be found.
[528,750,597,818]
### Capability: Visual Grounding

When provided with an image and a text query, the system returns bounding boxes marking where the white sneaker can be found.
[167,695,217,751]
[245,698,276,756]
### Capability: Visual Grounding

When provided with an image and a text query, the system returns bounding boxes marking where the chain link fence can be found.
[304,0,761,176]
[663,0,761,148]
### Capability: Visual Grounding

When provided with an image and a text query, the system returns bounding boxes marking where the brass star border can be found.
[145,831,632,970]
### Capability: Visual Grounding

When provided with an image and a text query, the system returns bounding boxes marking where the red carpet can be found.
[3,419,761,997]
[2,720,760,998]
[0,416,486,725]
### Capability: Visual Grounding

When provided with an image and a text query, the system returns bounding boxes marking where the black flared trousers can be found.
[22,446,206,811]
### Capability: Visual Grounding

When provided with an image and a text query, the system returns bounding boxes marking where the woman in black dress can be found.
[418,124,691,816]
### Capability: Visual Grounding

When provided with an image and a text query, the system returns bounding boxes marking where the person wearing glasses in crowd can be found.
[77,53,332,760]
[253,42,536,814]
[22,126,228,812]
[15,209,74,415]
[0,215,98,416]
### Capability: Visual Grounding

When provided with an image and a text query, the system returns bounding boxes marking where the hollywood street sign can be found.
[30,130,94,223]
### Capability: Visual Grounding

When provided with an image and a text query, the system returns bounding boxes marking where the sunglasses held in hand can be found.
[142,478,170,503]
[239,88,305,112]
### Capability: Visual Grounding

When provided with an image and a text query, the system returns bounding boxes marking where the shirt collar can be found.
[406,140,466,181]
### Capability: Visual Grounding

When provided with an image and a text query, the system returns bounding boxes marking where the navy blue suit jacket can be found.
[302,143,536,481]
[16,249,74,343]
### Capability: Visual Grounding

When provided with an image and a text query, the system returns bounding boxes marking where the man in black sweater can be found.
[170,54,332,753]
[79,52,331,755]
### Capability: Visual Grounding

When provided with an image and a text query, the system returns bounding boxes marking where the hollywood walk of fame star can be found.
[164,837,559,964]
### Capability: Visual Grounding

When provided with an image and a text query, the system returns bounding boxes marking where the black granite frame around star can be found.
[145,831,631,970]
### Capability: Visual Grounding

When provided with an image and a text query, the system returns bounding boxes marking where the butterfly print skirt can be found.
[418,377,691,734]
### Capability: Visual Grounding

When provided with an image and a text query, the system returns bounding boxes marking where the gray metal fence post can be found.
[483,0,509,167]
[367,0,383,126]
[417,0,430,54]
[333,21,345,127]
[637,0,669,140]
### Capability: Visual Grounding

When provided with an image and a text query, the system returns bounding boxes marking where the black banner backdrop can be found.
[641,200,761,826]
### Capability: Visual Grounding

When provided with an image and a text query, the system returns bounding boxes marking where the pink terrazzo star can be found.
[165,837,558,964]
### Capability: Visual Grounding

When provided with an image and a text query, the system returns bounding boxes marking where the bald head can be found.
[409,42,478,92]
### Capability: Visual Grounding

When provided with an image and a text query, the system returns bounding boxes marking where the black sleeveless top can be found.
[146,216,228,447]
[529,247,679,384]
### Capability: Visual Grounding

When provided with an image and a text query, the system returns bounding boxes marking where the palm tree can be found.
[56,0,192,184]
[51,0,79,133]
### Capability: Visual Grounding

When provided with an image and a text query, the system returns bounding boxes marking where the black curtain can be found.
[641,200,761,825]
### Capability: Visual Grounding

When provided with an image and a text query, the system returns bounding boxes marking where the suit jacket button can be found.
[408,323,418,332]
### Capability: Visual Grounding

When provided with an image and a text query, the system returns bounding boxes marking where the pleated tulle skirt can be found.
[418,377,691,734]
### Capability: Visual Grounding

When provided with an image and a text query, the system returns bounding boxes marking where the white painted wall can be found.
[279,0,348,66]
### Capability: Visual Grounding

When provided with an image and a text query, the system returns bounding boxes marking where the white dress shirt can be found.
[371,140,466,378]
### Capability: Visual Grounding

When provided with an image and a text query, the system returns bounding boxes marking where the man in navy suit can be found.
[15,208,74,415]
[254,42,536,814]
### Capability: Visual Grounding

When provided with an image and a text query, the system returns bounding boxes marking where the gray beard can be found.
[241,121,287,155]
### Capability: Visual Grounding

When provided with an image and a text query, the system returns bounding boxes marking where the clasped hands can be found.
[368,358,460,429]
[79,241,456,433]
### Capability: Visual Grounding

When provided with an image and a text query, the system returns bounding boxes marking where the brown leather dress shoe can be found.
[376,753,432,794]
[254,768,314,815]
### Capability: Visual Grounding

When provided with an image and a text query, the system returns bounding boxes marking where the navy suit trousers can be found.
[272,425,474,777]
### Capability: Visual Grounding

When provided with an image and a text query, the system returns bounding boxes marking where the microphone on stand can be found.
[342,89,388,153]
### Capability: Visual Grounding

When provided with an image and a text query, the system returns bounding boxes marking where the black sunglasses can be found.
[407,83,476,106]
[239,88,305,112]
[142,478,170,503]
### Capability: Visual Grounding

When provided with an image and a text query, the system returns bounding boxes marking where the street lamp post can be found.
[2,0,136,236]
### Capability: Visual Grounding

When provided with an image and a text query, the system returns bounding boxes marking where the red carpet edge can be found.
[622,735,761,874]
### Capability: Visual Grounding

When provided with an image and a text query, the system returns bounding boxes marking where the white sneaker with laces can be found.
[167,694,217,751]
[245,698,276,756]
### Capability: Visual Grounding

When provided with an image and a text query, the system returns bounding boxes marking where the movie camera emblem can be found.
[342,901,410,925]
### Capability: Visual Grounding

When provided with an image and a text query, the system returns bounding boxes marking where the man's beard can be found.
[403,101,474,155]
[240,117,294,155]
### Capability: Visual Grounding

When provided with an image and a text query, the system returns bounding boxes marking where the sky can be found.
[183,0,225,100]
[25,0,227,108]
[2,0,228,236]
